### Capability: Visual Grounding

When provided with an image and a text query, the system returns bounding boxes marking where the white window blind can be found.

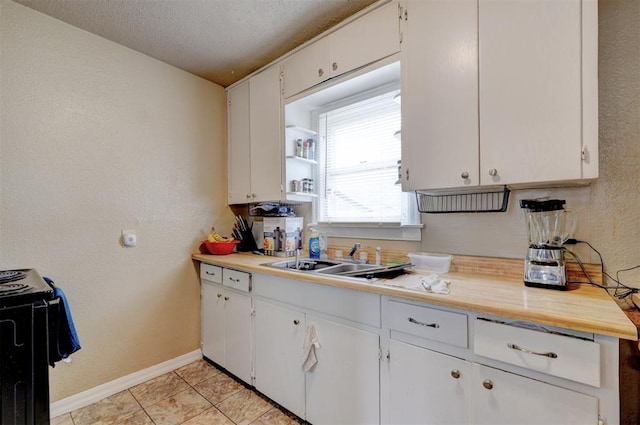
[318,89,402,223]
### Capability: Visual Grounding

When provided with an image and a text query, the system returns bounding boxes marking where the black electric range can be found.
[1,268,56,424]
[0,268,54,307]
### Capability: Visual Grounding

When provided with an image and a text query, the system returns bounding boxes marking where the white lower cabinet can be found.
[253,300,306,418]
[253,299,380,425]
[305,315,380,425]
[471,363,598,425]
[389,339,471,424]
[388,339,598,425]
[200,264,252,384]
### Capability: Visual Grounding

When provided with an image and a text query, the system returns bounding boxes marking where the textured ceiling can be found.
[13,0,378,87]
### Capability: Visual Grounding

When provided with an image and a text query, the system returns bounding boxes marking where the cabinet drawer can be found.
[223,268,251,292]
[200,263,223,284]
[473,319,600,387]
[387,300,468,348]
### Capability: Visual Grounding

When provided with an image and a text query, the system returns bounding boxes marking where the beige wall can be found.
[421,0,640,290]
[0,0,234,402]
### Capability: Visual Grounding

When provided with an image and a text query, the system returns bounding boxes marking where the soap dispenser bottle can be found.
[309,228,320,259]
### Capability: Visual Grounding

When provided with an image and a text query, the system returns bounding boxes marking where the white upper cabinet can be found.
[401,0,598,191]
[227,65,283,204]
[478,0,594,186]
[283,1,400,98]
[401,0,479,190]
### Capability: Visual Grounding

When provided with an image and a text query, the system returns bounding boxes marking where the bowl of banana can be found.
[203,228,239,255]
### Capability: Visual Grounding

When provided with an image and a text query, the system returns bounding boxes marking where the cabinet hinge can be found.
[399,4,407,21]
[581,145,588,161]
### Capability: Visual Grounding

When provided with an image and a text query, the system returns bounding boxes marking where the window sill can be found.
[312,222,423,242]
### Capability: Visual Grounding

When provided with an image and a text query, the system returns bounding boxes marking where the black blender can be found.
[520,199,577,290]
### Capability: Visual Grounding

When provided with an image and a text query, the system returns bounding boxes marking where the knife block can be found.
[236,227,258,252]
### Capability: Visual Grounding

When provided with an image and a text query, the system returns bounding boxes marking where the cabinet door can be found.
[249,65,284,203]
[227,81,251,204]
[328,1,400,78]
[471,364,598,425]
[479,0,583,185]
[388,339,471,424]
[305,316,380,425]
[201,281,225,366]
[223,289,252,384]
[401,0,478,191]
[282,39,330,98]
[254,300,306,418]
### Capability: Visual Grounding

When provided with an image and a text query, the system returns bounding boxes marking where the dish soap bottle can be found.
[309,228,320,259]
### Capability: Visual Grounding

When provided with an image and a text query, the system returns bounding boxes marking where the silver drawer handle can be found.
[228,277,240,282]
[408,317,440,328]
[507,343,558,359]
[205,271,216,276]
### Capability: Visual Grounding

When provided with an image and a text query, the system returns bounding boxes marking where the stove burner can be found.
[0,282,30,295]
[0,271,27,284]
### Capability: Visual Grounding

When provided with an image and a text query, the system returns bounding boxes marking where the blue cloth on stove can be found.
[44,277,81,366]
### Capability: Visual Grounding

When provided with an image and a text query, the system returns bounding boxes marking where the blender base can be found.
[523,257,568,290]
[524,280,568,290]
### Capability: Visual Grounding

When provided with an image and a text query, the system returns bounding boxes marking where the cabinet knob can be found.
[461,171,469,179]
[251,193,257,198]
[245,194,251,199]
[482,379,494,390]
[318,68,324,77]
[224,296,230,301]
[217,293,222,298]
[332,62,338,71]
[451,369,461,379]
[293,319,300,325]
[488,169,498,177]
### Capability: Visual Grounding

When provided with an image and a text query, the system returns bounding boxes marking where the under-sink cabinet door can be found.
[305,315,380,425]
[253,300,306,419]
[388,339,471,425]
[201,282,225,366]
[471,363,598,425]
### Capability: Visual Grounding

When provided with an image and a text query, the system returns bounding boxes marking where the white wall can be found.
[0,0,234,401]
[421,0,640,290]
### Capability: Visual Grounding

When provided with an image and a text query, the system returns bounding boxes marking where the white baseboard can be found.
[50,349,202,418]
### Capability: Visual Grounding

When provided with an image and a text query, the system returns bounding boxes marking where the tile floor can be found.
[51,359,303,425]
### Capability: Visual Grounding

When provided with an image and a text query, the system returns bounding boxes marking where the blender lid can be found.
[519,199,566,211]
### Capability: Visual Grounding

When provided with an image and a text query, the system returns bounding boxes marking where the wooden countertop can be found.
[192,252,638,341]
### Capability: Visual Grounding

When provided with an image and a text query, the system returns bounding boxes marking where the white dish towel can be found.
[302,324,321,372]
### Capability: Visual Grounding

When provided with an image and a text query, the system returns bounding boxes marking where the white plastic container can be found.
[407,252,452,273]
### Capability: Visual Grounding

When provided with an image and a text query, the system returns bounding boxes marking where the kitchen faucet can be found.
[348,243,361,262]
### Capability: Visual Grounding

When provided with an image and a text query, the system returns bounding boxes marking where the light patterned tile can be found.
[130,371,190,407]
[144,387,212,425]
[175,359,221,386]
[182,407,236,425]
[250,407,303,425]
[193,372,244,404]
[50,413,74,425]
[70,390,142,425]
[216,389,273,425]
[119,409,154,424]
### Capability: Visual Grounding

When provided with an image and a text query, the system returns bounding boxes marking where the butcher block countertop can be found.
[192,252,638,341]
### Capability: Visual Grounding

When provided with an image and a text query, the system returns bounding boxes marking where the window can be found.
[314,85,419,239]
[317,86,403,223]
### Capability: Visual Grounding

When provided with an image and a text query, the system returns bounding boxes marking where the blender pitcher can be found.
[521,199,577,247]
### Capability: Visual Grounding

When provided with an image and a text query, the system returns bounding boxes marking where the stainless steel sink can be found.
[263,258,343,271]
[262,258,413,280]
[315,263,380,275]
